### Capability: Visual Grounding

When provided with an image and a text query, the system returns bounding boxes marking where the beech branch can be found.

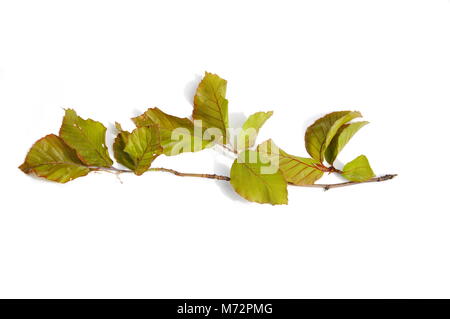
[149,167,231,181]
[94,166,396,190]
[289,174,397,191]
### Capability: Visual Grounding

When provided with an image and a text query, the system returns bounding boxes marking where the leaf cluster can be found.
[20,72,377,205]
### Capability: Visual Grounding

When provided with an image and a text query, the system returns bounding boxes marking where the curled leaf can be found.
[257,139,324,185]
[124,126,162,175]
[237,111,273,151]
[230,150,288,205]
[193,72,229,142]
[325,121,369,164]
[59,109,113,167]
[133,107,193,129]
[342,155,375,182]
[305,111,362,162]
[19,134,90,183]
[113,122,135,170]
[132,107,211,156]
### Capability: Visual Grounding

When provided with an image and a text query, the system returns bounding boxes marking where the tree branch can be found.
[148,167,231,181]
[93,166,396,189]
[289,174,397,191]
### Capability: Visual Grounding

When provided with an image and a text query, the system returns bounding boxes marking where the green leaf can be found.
[230,150,288,205]
[193,72,229,142]
[342,155,375,182]
[124,126,163,175]
[113,122,135,170]
[325,121,369,164]
[132,107,211,156]
[257,139,324,185]
[19,134,90,183]
[132,107,194,129]
[305,111,362,163]
[59,109,113,167]
[237,111,273,150]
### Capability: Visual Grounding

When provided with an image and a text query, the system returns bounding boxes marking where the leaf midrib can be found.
[134,142,160,167]
[72,122,110,165]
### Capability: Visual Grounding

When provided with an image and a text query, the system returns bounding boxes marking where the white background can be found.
[1,0,449,298]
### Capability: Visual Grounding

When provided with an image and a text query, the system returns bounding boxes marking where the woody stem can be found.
[93,166,396,190]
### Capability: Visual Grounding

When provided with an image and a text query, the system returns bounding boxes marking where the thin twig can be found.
[89,166,131,174]
[289,174,397,191]
[218,143,238,154]
[90,166,230,180]
[92,166,396,189]
[148,167,231,181]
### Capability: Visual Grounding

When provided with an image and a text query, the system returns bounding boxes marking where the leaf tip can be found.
[63,108,77,115]
[18,162,31,173]
[115,122,123,132]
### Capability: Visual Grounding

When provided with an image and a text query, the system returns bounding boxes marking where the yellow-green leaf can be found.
[257,139,324,185]
[124,126,162,175]
[305,111,362,162]
[59,109,113,167]
[19,134,90,183]
[132,107,194,129]
[113,122,135,170]
[193,72,229,142]
[237,111,273,151]
[325,121,369,165]
[132,107,211,156]
[230,150,288,205]
[342,155,375,182]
